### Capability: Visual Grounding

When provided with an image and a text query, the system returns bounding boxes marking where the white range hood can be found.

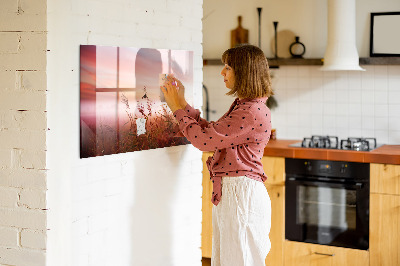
[320,0,365,71]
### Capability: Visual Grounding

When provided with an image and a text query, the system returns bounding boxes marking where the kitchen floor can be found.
[202,257,211,266]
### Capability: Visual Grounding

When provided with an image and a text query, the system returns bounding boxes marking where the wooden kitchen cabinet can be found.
[370,163,400,266]
[201,154,286,266]
[264,184,285,266]
[284,241,369,266]
[261,156,285,185]
[370,163,400,195]
[261,156,285,266]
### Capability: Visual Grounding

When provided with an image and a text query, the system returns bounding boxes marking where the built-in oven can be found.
[285,158,370,250]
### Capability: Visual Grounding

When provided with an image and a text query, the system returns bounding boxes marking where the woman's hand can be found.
[174,77,187,108]
[161,75,185,113]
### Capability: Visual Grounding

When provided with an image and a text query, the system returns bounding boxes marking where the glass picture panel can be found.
[80,45,193,158]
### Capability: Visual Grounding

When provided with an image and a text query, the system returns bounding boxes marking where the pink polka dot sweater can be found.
[173,97,271,206]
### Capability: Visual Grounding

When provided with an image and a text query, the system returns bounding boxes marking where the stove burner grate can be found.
[340,137,377,151]
[298,136,378,151]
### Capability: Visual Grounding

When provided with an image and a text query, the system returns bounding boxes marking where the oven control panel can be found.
[286,158,369,180]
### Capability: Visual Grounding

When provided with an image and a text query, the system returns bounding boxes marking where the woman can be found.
[162,44,273,266]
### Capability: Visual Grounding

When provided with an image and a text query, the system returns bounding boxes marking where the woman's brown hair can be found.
[221,44,273,99]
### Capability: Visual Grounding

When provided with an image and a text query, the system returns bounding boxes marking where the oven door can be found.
[285,177,369,250]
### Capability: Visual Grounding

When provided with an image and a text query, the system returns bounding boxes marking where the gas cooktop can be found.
[289,135,382,151]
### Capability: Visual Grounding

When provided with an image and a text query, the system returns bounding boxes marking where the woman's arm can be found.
[173,106,256,152]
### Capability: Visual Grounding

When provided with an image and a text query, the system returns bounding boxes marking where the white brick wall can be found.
[47,1,203,266]
[0,0,48,265]
[2,0,203,264]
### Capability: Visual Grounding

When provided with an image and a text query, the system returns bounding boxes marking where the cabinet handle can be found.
[314,252,335,257]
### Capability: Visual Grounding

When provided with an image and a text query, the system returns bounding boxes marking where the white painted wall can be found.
[203,0,400,144]
[203,0,400,58]
[0,0,48,265]
[47,0,203,266]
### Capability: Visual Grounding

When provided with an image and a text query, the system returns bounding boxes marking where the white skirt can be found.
[212,176,271,266]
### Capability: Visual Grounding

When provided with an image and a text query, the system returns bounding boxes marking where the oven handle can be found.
[286,177,364,189]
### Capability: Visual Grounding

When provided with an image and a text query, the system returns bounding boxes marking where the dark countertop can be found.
[263,139,400,165]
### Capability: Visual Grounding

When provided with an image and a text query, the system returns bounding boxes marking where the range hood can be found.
[320,0,365,71]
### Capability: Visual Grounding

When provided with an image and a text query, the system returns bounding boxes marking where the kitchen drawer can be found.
[284,241,369,266]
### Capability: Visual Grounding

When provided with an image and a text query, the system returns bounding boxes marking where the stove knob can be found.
[340,164,347,174]
[305,162,312,171]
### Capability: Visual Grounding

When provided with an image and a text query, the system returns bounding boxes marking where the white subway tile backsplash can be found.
[374,90,388,104]
[323,88,336,103]
[310,66,323,77]
[285,66,298,77]
[204,65,400,144]
[348,90,362,103]
[361,90,375,104]
[298,66,311,78]
[361,104,375,117]
[374,117,389,130]
[336,115,348,129]
[322,70,335,78]
[286,77,299,89]
[298,89,313,103]
[388,104,400,117]
[389,117,400,131]
[336,103,349,116]
[336,90,349,103]
[348,116,362,129]
[273,76,287,90]
[388,91,400,104]
[335,73,349,90]
[323,103,336,115]
[388,76,400,91]
[349,128,362,137]
[287,113,300,127]
[374,77,388,91]
[374,65,388,77]
[362,65,375,74]
[323,115,336,129]
[310,77,324,90]
[298,102,312,115]
[348,81,362,92]
[388,131,400,144]
[375,104,389,117]
[348,103,362,116]
[362,116,375,130]
[298,77,311,89]
[361,129,375,138]
[311,87,323,102]
[374,130,389,144]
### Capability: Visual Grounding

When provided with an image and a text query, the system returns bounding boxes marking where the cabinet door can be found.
[370,163,400,195]
[370,193,400,266]
[201,152,213,258]
[264,184,284,266]
[261,156,285,185]
[284,241,369,266]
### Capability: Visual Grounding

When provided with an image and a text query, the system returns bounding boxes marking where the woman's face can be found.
[220,64,235,89]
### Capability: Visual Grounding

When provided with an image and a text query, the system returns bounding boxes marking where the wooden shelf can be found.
[203,58,323,67]
[268,58,322,67]
[203,57,400,67]
[359,57,400,65]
